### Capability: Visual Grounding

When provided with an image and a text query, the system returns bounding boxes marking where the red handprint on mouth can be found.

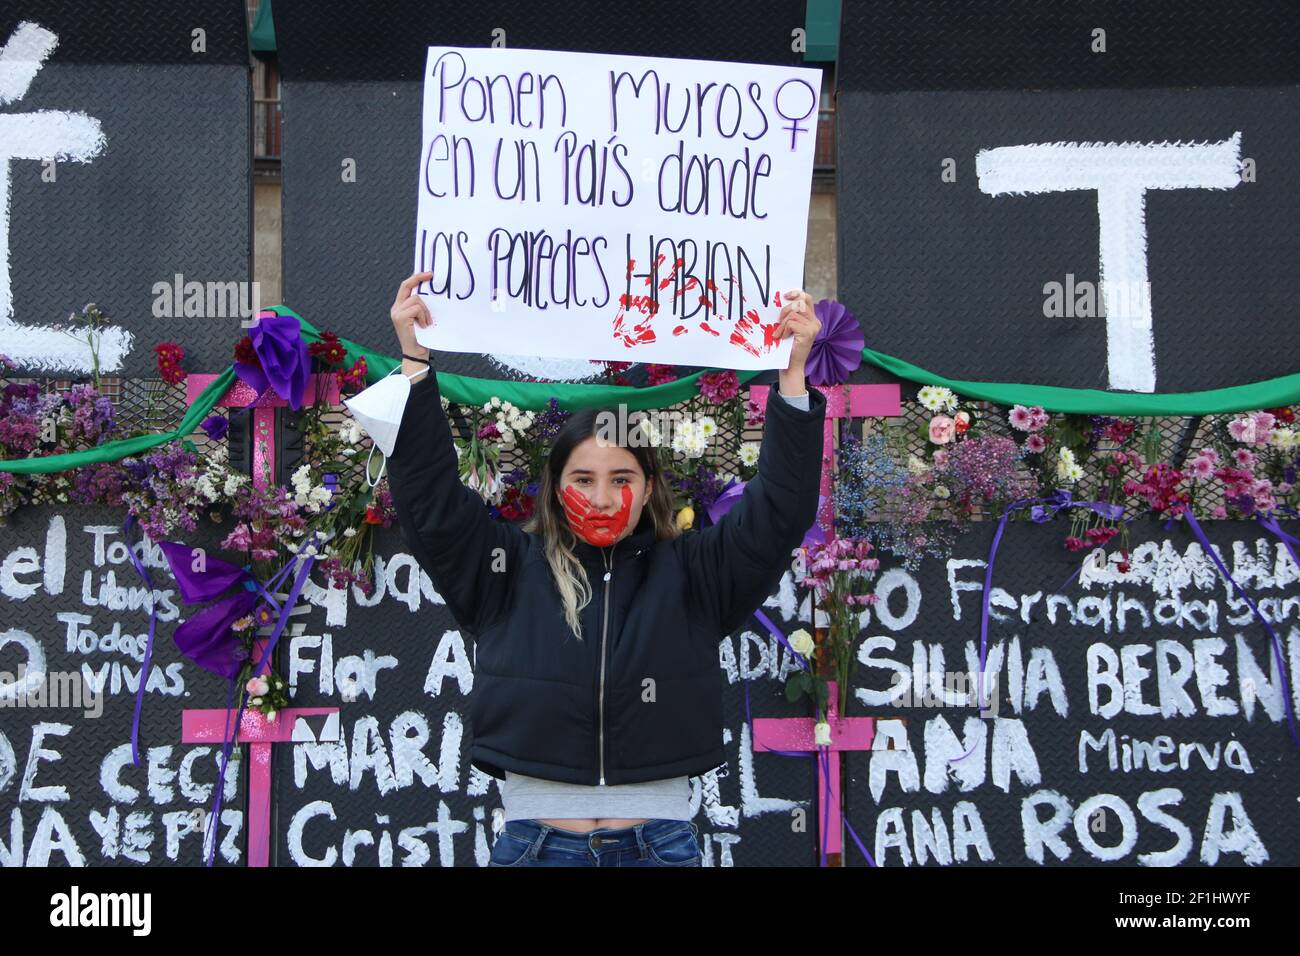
[561,483,633,547]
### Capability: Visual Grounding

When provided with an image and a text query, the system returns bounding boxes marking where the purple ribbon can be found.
[1185,511,1299,752]
[951,489,1127,764]
[122,522,324,865]
[198,543,319,866]
[233,310,310,411]
[122,515,160,769]
[707,479,829,548]
[746,607,877,867]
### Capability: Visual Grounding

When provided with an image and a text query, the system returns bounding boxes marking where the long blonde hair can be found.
[522,406,681,640]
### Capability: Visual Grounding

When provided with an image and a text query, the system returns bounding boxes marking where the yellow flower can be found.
[675,506,695,530]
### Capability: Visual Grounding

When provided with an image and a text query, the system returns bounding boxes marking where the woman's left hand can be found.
[776,288,820,369]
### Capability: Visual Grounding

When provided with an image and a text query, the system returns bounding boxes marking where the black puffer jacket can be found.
[386,369,827,785]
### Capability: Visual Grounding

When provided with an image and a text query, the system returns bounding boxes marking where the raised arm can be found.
[678,382,826,635]
[678,288,826,635]
[383,271,526,636]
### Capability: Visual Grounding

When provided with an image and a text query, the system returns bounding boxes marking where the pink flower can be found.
[1234,448,1256,468]
[1009,405,1034,431]
[1212,505,1228,519]
[1025,433,1047,454]
[698,370,740,404]
[928,415,955,444]
[1228,416,1257,444]
[1189,455,1215,479]
[1253,411,1277,437]
[646,363,678,386]
[1028,406,1049,430]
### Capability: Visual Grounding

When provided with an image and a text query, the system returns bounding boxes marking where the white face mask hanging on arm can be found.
[343,364,429,487]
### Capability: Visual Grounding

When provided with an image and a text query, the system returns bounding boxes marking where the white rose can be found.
[788,628,816,657]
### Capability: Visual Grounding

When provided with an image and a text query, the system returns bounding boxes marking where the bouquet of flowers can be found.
[787,535,881,729]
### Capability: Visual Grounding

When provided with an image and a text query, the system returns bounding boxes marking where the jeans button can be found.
[592,836,603,847]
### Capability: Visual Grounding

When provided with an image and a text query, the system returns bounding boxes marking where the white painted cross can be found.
[976,132,1242,393]
[0,21,130,373]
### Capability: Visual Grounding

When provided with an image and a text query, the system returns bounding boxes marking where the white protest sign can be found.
[412,46,821,371]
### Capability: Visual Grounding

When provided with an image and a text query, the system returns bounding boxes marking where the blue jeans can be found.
[489,818,702,867]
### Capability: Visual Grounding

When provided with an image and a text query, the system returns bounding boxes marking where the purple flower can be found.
[200,414,230,442]
[806,299,865,387]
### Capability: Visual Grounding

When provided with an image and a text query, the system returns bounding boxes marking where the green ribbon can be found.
[861,346,1300,417]
[2,304,1296,475]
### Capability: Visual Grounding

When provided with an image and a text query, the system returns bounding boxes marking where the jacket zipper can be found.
[598,546,613,785]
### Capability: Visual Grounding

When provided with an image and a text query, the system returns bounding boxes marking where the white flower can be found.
[195,475,220,502]
[738,442,760,467]
[341,420,363,444]
[265,709,277,723]
[1057,458,1084,482]
[814,721,832,746]
[223,474,246,496]
[291,463,312,494]
[788,628,816,657]
[682,432,707,457]
[934,484,950,499]
[698,416,718,438]
[907,454,928,474]
[309,486,332,507]
[638,419,662,447]
[343,527,358,538]
[490,397,501,409]
[1058,446,1076,466]
[918,386,957,413]
[1270,428,1298,450]
[498,427,515,445]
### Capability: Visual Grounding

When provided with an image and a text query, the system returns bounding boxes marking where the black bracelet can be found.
[402,352,431,365]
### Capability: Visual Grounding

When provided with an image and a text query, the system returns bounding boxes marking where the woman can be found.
[384,270,827,866]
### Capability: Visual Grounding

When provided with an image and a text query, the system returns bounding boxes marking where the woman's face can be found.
[556,436,654,547]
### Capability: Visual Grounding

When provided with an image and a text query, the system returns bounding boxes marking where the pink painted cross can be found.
[181,372,342,866]
[752,680,876,865]
[182,689,340,866]
[749,382,900,536]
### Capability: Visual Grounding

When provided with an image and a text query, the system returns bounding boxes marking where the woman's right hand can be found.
[391,271,436,359]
